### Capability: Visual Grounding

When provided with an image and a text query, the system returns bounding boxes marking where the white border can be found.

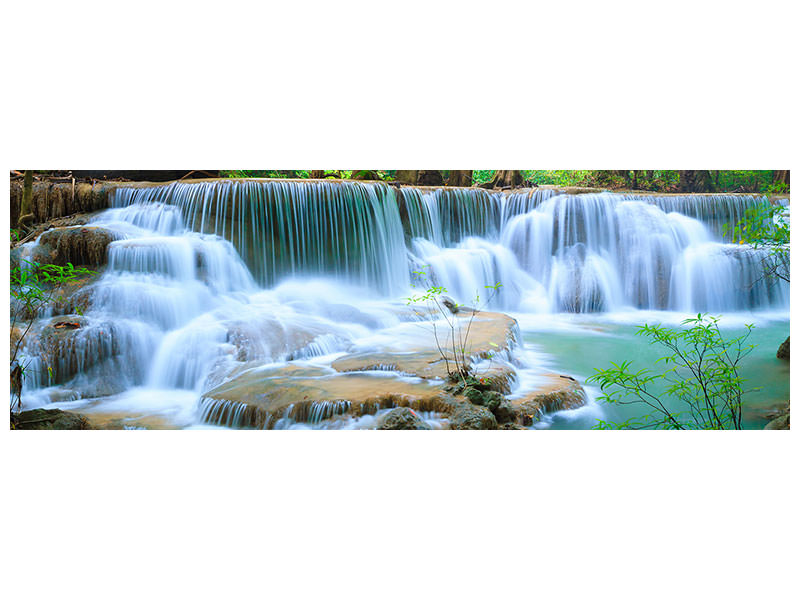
[2,3,797,600]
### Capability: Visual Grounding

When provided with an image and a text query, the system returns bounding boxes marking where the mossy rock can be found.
[777,336,789,361]
[377,407,433,430]
[33,226,117,269]
[12,409,92,430]
[448,402,498,430]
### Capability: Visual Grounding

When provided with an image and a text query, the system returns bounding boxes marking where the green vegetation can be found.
[723,200,789,283]
[10,260,95,414]
[404,268,506,415]
[588,315,756,430]
[218,169,789,193]
[405,267,502,382]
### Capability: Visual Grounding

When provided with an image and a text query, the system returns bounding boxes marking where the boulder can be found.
[377,407,433,430]
[492,398,517,425]
[33,226,117,268]
[449,402,498,430]
[764,413,790,430]
[12,408,92,430]
[22,316,144,387]
[777,336,789,361]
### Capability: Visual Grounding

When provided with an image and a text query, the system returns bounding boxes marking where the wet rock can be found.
[23,316,142,386]
[10,326,23,356]
[79,412,174,430]
[777,336,789,361]
[66,357,132,398]
[33,226,117,268]
[763,401,789,430]
[498,422,527,430]
[12,408,92,430]
[332,311,519,380]
[511,374,587,426]
[200,365,446,429]
[377,407,433,430]
[449,402,498,430]
[493,398,516,425]
[764,413,790,430]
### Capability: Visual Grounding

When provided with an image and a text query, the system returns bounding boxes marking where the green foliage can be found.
[588,315,756,430]
[472,170,495,185]
[405,267,501,385]
[11,260,94,314]
[10,260,96,412]
[722,200,789,283]
[220,170,308,179]
[217,169,787,192]
[765,181,789,195]
[715,170,775,193]
[446,375,503,411]
[523,170,594,187]
[220,169,398,181]
[219,169,786,193]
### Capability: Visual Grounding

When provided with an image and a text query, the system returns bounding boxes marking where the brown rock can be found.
[33,226,116,268]
[11,408,92,430]
[377,407,433,430]
[777,336,789,361]
[448,402,498,430]
[510,374,587,426]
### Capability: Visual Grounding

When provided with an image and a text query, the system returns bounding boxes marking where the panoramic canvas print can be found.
[8,170,790,430]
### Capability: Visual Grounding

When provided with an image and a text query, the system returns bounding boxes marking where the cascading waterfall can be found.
[109,180,784,312]
[112,181,410,295]
[14,178,789,427]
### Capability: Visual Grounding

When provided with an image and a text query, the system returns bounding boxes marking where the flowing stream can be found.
[15,180,790,429]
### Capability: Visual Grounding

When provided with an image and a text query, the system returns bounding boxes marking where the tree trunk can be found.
[447,170,473,187]
[678,170,712,192]
[18,170,34,228]
[481,170,524,189]
[773,170,789,189]
[395,170,419,185]
[417,170,445,186]
[311,170,325,179]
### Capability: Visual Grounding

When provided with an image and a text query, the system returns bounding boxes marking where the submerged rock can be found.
[777,336,789,361]
[764,413,790,430]
[377,407,433,430]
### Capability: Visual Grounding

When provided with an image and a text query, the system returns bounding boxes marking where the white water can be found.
[14,181,789,428]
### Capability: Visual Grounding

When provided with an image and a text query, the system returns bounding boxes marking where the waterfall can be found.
[111,180,409,295]
[107,180,785,312]
[14,179,788,424]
